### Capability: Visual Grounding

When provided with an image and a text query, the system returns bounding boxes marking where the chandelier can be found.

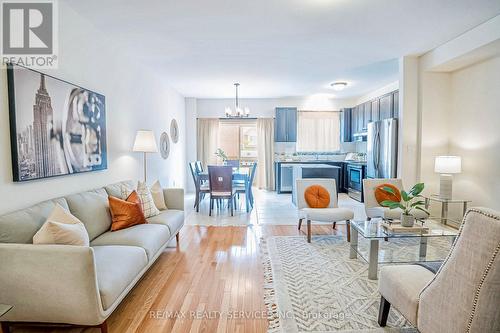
[225,83,250,118]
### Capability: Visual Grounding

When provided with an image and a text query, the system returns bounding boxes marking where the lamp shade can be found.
[434,156,461,174]
[133,130,158,153]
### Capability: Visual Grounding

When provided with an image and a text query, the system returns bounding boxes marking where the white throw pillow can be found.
[122,182,160,218]
[33,204,90,246]
[150,180,167,210]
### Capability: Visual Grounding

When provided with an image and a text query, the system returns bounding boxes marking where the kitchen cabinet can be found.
[340,108,352,142]
[392,91,399,118]
[379,93,393,120]
[274,107,297,142]
[371,99,379,122]
[363,101,372,130]
[343,89,398,142]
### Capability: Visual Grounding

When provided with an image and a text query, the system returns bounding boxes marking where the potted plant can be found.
[380,183,429,227]
[215,148,228,164]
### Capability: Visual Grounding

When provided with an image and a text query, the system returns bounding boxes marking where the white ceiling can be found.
[65,0,500,98]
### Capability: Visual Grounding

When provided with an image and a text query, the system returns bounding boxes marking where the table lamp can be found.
[434,156,461,200]
[133,130,158,182]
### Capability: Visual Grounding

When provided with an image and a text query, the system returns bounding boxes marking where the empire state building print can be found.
[8,64,107,182]
[32,74,60,178]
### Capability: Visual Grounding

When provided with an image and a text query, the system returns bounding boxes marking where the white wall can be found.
[0,2,186,213]
[415,15,500,212]
[448,56,500,211]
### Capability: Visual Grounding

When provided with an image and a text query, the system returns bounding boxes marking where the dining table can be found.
[198,167,250,183]
[197,166,252,211]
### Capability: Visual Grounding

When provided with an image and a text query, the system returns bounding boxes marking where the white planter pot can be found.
[401,213,415,227]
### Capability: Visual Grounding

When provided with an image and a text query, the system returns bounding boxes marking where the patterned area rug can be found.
[262,235,451,333]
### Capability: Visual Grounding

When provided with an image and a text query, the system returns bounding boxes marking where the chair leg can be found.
[100,321,108,333]
[175,232,180,243]
[298,218,303,230]
[1,322,10,333]
[346,220,351,242]
[209,199,213,216]
[230,197,234,216]
[378,296,391,327]
[333,221,337,229]
[307,219,312,243]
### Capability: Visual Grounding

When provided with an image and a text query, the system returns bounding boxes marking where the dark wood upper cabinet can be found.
[274,107,297,142]
[379,93,393,120]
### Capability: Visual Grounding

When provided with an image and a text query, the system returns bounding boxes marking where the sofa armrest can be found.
[163,188,184,211]
[0,243,105,325]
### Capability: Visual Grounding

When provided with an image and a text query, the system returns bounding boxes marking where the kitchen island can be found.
[291,164,341,206]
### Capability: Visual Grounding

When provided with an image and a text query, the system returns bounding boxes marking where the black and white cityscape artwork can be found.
[7,64,107,182]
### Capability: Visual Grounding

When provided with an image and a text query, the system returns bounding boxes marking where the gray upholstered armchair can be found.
[378,207,500,332]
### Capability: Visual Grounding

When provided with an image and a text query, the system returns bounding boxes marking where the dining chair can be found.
[235,162,257,212]
[189,162,209,212]
[208,166,236,216]
[195,161,204,173]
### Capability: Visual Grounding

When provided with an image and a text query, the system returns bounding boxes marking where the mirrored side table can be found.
[424,195,471,228]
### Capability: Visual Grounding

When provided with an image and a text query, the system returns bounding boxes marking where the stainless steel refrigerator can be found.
[367,118,398,179]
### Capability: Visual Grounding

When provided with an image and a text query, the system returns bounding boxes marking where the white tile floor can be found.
[184,189,367,226]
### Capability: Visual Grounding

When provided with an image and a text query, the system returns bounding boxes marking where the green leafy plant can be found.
[215,148,228,161]
[380,183,429,216]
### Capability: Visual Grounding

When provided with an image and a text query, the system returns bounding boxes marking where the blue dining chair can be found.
[235,162,257,212]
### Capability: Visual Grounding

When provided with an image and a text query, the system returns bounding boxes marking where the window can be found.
[296,111,340,152]
[218,119,257,166]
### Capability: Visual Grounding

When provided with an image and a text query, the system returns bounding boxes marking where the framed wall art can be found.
[7,63,107,182]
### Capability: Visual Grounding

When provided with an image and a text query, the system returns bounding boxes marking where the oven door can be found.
[348,166,362,192]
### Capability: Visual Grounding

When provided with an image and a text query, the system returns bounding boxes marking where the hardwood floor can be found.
[8,224,347,333]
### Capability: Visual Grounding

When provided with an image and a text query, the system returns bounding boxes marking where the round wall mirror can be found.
[170,119,179,143]
[159,132,170,159]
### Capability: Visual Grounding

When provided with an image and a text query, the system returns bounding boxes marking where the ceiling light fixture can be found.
[330,82,348,91]
[225,83,250,118]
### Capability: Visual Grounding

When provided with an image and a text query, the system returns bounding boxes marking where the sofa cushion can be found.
[147,210,184,235]
[90,224,170,260]
[109,191,147,231]
[0,198,69,243]
[65,189,112,241]
[92,245,148,310]
[379,265,434,326]
[104,180,135,199]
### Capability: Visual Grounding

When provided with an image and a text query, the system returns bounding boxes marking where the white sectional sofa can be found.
[0,181,184,332]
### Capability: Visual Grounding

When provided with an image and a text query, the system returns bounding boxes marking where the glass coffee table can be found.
[349,219,459,280]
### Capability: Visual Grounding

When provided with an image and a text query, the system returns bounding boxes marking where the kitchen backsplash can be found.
[274,141,366,155]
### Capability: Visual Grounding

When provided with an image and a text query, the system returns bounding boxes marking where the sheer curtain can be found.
[296,111,340,152]
[257,118,275,190]
[197,118,219,167]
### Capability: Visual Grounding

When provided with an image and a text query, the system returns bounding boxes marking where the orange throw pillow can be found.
[374,184,401,205]
[304,185,331,208]
[108,191,147,231]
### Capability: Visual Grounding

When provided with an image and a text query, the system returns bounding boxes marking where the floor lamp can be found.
[133,130,158,182]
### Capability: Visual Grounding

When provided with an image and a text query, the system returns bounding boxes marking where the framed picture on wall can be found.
[7,63,107,182]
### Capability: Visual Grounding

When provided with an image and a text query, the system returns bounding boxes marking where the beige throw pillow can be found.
[150,180,167,210]
[33,204,90,246]
[122,182,160,218]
